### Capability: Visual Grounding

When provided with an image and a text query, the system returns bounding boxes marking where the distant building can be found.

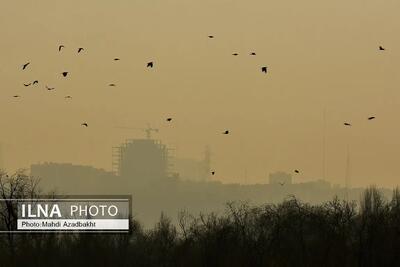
[269,171,292,185]
[300,179,331,190]
[175,158,207,181]
[113,139,170,181]
[174,146,211,182]
[30,162,114,193]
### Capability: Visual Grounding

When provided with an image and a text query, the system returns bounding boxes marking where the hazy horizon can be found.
[1,0,400,187]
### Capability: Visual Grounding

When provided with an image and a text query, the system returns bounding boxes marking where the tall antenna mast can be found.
[322,108,327,180]
[0,143,3,170]
[204,145,211,180]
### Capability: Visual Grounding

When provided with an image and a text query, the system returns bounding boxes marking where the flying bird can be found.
[232,53,238,56]
[368,116,376,120]
[65,95,72,99]
[81,123,88,127]
[208,35,214,39]
[166,118,172,122]
[59,45,64,51]
[211,171,215,175]
[109,84,116,87]
[261,66,268,73]
[33,80,38,85]
[294,170,300,174]
[78,47,84,53]
[22,62,30,70]
[62,72,68,77]
[344,122,351,126]
[114,58,120,61]
[23,83,31,87]
[279,182,285,186]
[223,130,230,135]
[147,62,154,68]
[250,52,256,55]
[13,95,20,98]
[46,86,55,91]
[379,46,385,51]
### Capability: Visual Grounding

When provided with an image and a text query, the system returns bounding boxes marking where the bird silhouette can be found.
[223,130,230,134]
[294,170,300,174]
[250,52,256,55]
[62,72,68,77]
[368,116,376,120]
[379,46,385,51]
[166,118,172,122]
[344,122,351,126]
[22,62,30,70]
[114,58,120,61]
[46,86,55,91]
[211,171,215,175]
[13,95,20,98]
[147,62,154,68]
[232,53,239,56]
[65,95,72,99]
[261,67,268,73]
[23,83,31,87]
[279,182,285,186]
[208,35,214,39]
[78,48,84,53]
[81,123,88,127]
[59,45,64,51]
[109,84,116,87]
[33,80,38,85]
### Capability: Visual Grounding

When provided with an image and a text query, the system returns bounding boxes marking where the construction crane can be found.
[115,124,159,139]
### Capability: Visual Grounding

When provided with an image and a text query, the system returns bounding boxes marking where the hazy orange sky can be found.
[1,0,400,187]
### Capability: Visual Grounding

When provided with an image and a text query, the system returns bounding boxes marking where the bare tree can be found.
[0,169,40,259]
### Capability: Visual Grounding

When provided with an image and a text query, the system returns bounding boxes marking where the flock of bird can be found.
[15,45,76,98]
[15,39,386,179]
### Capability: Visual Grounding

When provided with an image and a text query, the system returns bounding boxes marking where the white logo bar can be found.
[17,219,129,230]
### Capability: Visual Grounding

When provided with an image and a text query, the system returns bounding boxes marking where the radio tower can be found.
[345,144,351,201]
[322,108,327,180]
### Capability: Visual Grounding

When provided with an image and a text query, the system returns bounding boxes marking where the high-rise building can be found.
[113,138,170,181]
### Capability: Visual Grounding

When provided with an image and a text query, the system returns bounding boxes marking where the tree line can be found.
[1,170,400,267]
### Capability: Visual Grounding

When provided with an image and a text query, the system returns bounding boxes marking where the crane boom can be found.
[115,125,159,139]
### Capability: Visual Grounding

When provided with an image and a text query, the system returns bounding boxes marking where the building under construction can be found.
[112,125,213,183]
[112,125,173,181]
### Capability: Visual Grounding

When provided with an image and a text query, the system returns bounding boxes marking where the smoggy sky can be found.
[1,0,400,187]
